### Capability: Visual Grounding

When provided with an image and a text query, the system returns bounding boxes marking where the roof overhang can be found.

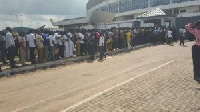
[51,11,116,26]
[50,17,90,26]
[136,7,166,19]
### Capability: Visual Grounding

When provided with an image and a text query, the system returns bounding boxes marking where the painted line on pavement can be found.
[12,61,152,112]
[61,60,175,112]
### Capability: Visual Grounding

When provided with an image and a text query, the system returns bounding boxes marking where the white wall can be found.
[106,24,119,29]
[179,6,199,13]
[119,22,133,27]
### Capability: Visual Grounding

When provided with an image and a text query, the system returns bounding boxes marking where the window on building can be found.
[109,2,119,13]
[132,0,148,10]
[174,8,179,14]
[180,9,186,13]
[150,0,170,7]
[119,0,132,13]
[172,0,194,3]
[101,5,109,12]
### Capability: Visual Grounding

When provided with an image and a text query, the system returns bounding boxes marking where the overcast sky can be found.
[0,0,88,30]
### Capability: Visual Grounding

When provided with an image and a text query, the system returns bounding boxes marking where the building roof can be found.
[51,11,116,26]
[137,7,166,18]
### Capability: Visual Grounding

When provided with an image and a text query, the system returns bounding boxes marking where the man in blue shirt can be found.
[42,31,50,62]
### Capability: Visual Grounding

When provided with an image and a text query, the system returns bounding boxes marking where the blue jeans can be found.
[29,47,36,64]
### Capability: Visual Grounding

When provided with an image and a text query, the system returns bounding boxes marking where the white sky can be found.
[0,0,88,30]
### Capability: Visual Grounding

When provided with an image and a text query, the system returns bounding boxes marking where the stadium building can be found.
[51,0,200,30]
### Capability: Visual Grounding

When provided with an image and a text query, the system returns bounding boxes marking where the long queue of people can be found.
[0,26,188,72]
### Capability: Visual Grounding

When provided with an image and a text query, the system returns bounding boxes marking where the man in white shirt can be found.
[57,34,64,58]
[5,27,17,68]
[179,28,186,46]
[99,33,105,60]
[27,30,37,64]
[165,28,173,45]
[79,31,85,56]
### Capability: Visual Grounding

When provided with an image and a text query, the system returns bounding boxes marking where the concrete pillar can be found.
[141,20,144,27]
[161,18,165,26]
[104,23,107,29]
[117,23,120,28]
[118,0,120,13]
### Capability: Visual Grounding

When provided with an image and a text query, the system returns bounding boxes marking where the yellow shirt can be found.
[126,31,131,42]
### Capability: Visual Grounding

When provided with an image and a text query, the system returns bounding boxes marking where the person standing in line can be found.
[0,31,6,72]
[112,28,119,50]
[119,29,124,48]
[75,31,81,56]
[13,34,20,59]
[64,35,69,58]
[27,30,37,64]
[125,30,132,51]
[84,30,90,55]
[166,28,173,45]
[185,20,200,84]
[88,31,96,60]
[54,33,59,59]
[5,27,17,68]
[18,32,27,66]
[49,32,56,60]
[107,29,113,51]
[99,32,105,60]
[35,31,44,63]
[79,31,85,56]
[67,32,75,58]
[179,28,186,46]
[0,31,7,64]
[42,31,50,62]
[58,34,64,59]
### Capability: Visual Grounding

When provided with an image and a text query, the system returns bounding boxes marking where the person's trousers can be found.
[113,38,118,49]
[20,47,26,65]
[192,45,200,82]
[29,47,36,64]
[37,47,43,63]
[99,46,104,60]
[59,45,64,58]
[1,47,7,63]
[43,46,49,61]
[50,46,55,60]
[7,46,16,68]
[80,43,85,56]
[127,40,132,51]
[76,43,80,56]
[180,37,184,45]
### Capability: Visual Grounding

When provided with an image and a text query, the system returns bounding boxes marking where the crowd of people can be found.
[0,26,191,72]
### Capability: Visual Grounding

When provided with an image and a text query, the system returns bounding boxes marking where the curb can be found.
[0,43,153,77]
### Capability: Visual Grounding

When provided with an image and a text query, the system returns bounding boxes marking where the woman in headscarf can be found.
[64,35,69,58]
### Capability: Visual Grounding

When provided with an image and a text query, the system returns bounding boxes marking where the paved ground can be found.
[0,42,199,112]
[65,57,200,112]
